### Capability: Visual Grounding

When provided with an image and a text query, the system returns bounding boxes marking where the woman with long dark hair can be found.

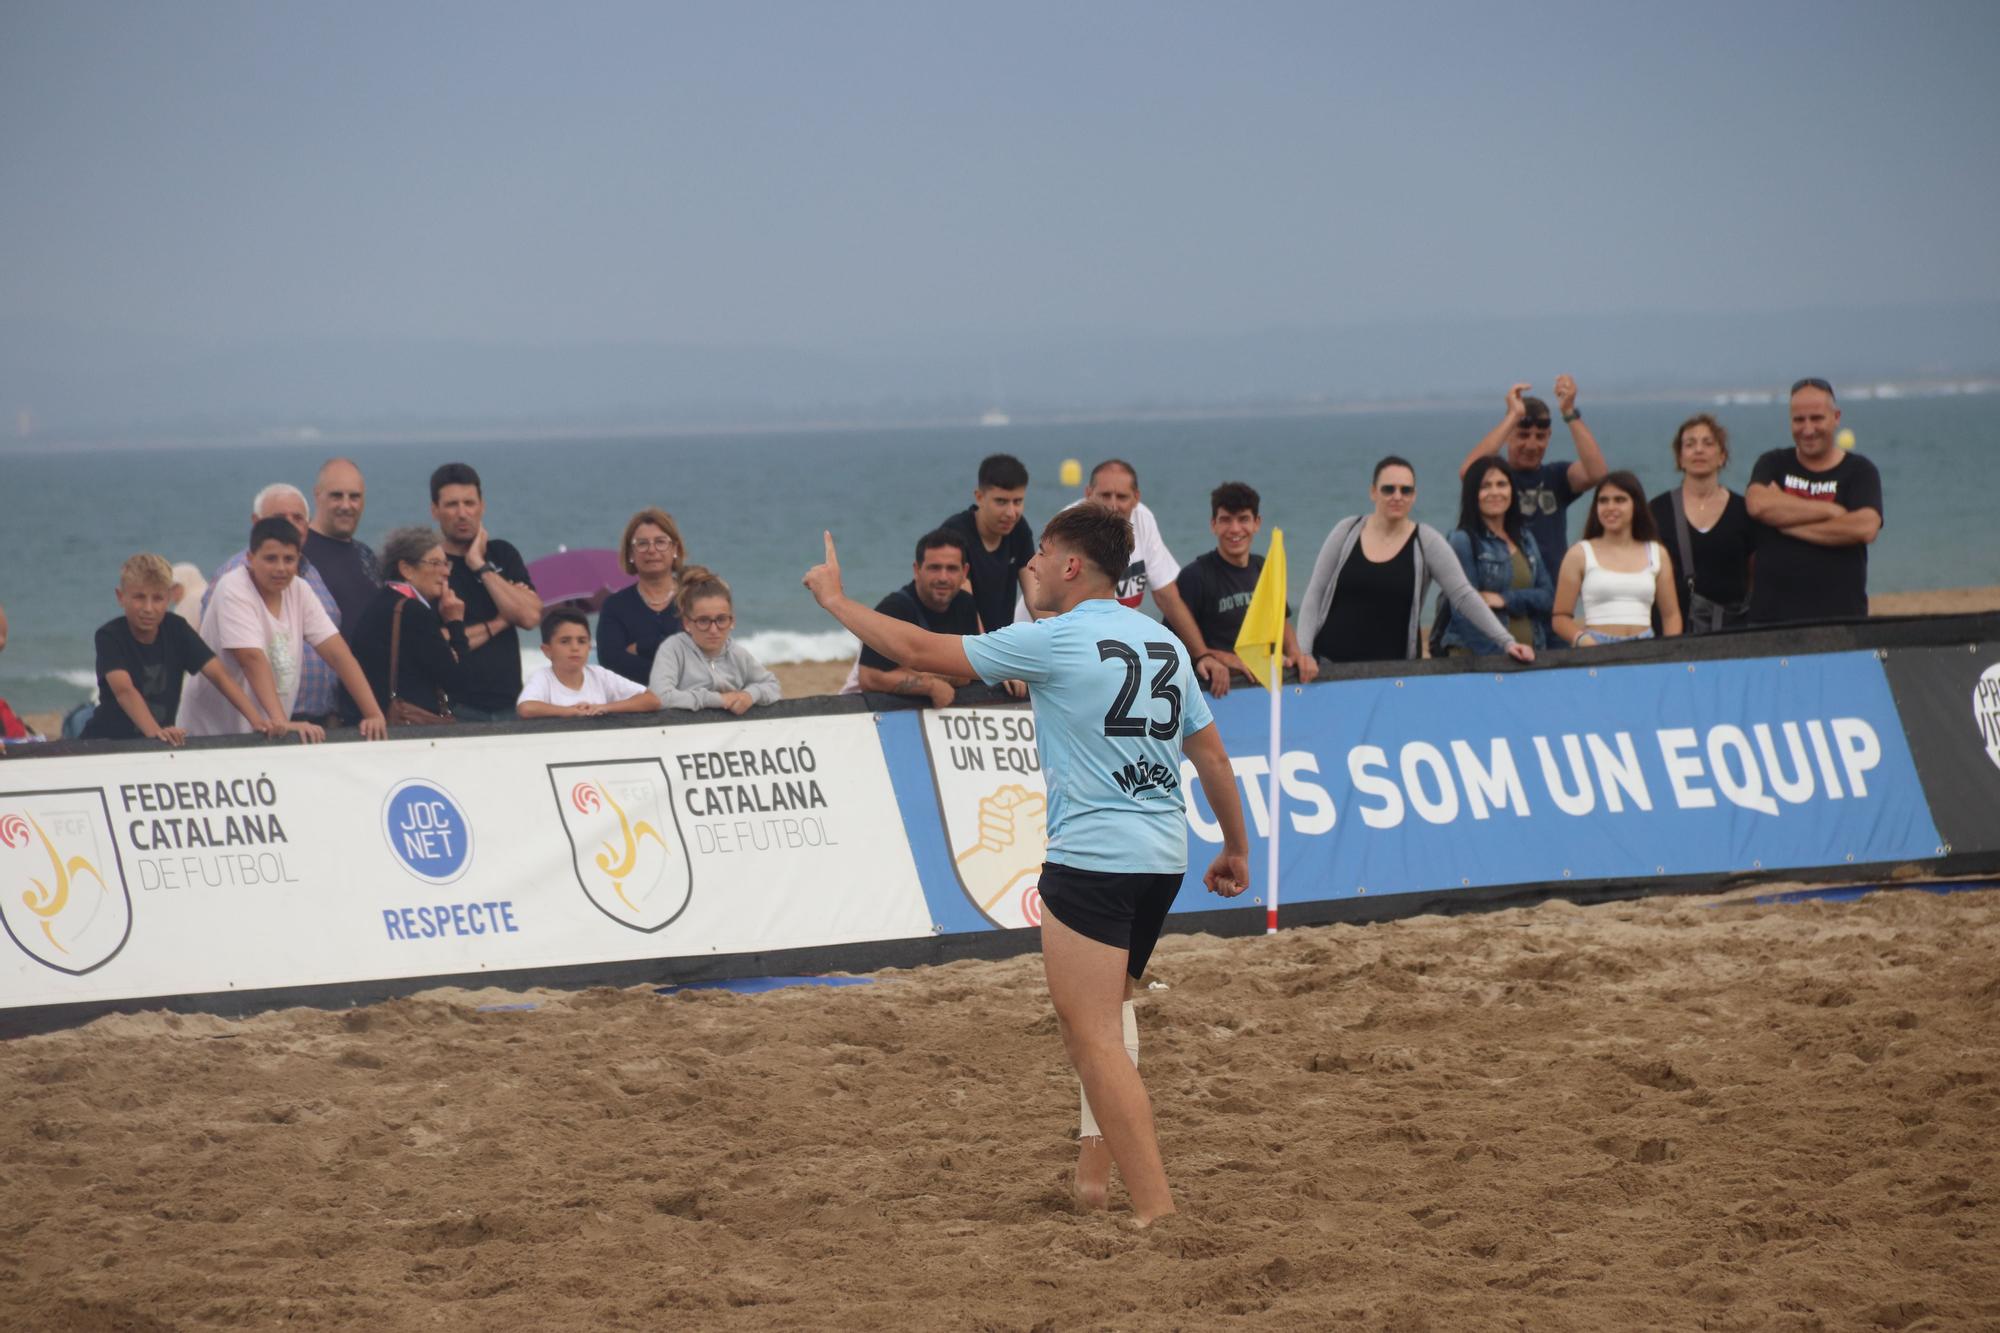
[1552,472,1683,646]
[1438,456,1553,654]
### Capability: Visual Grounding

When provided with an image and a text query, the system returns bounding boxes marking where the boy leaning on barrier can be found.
[83,554,283,745]
[517,608,663,719]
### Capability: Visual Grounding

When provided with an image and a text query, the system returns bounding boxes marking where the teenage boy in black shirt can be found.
[1171,482,1316,697]
[430,462,543,721]
[939,453,1033,633]
[84,553,278,743]
[1745,378,1884,624]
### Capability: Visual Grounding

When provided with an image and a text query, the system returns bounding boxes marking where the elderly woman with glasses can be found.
[596,507,691,685]
[341,525,470,722]
[647,566,782,713]
[1298,455,1535,666]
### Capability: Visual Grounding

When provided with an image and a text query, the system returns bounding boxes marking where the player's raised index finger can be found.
[823,530,837,564]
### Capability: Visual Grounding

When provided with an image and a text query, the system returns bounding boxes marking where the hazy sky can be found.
[5,1,1998,351]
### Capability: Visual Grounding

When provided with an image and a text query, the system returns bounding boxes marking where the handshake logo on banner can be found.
[548,760,693,933]
[923,709,1046,929]
[0,790,132,976]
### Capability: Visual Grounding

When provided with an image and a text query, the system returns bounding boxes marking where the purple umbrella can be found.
[525,548,636,612]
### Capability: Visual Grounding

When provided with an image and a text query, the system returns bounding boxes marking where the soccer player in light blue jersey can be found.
[805,504,1251,1226]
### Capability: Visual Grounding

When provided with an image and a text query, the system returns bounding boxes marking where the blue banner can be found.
[877,650,1943,934]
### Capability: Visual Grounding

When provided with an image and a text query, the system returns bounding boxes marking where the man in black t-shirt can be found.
[1170,482,1315,697]
[853,530,982,708]
[430,462,543,721]
[304,457,381,629]
[939,453,1033,633]
[1745,379,1884,625]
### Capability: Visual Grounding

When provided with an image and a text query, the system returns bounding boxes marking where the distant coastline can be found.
[5,373,1994,456]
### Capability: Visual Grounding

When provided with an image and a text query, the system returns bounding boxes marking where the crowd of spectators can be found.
[18,373,1886,745]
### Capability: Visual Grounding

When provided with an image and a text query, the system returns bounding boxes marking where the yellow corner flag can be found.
[1232,528,1287,692]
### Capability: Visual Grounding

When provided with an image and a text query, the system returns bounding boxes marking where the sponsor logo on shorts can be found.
[382,779,473,885]
[0,788,133,975]
[548,759,693,933]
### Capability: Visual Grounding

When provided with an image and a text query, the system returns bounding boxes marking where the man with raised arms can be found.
[805,504,1252,1226]
[1459,377,1610,642]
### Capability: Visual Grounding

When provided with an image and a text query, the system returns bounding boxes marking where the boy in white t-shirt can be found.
[518,609,662,719]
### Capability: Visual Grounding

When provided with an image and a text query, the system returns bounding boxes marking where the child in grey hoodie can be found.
[647,566,783,714]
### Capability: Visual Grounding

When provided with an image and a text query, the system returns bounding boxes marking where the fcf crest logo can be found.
[548,760,693,933]
[0,788,133,975]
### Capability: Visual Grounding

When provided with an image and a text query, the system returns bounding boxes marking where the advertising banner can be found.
[0,715,928,1012]
[1881,642,2000,854]
[882,650,1944,931]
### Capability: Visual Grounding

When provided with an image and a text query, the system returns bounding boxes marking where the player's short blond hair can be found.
[119,553,175,591]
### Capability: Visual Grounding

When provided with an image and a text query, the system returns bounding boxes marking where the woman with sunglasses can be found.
[1552,472,1684,647]
[596,507,690,685]
[647,566,783,713]
[1298,456,1534,665]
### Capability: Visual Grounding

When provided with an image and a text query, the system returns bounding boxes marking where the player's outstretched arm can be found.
[804,531,974,680]
[1183,721,1250,897]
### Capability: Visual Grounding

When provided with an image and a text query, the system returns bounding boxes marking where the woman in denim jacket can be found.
[1438,456,1552,654]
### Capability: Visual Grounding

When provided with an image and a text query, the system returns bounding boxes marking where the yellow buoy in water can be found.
[1059,458,1083,487]
[1836,428,1856,451]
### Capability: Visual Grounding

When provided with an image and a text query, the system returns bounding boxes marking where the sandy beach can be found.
[14,584,1997,739]
[3,882,1995,1329]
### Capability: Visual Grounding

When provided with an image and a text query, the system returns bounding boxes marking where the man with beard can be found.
[850,529,982,707]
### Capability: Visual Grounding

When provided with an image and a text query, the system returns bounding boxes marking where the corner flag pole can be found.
[1231,529,1288,936]
[1265,644,1281,935]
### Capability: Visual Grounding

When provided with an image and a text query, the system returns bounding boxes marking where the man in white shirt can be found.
[1022,460,1228,693]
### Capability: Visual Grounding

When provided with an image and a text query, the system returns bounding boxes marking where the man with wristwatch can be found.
[1458,374,1611,643]
[429,462,543,722]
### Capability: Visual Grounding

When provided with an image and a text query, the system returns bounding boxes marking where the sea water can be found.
[3,394,1994,714]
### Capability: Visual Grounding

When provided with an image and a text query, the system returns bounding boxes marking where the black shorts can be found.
[1039,861,1183,979]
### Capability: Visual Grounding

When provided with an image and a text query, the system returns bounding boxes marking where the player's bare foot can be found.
[1072,1135,1111,1210]
[1123,1205,1178,1230]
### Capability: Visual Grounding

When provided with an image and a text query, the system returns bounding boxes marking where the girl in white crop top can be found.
[1552,472,1684,646]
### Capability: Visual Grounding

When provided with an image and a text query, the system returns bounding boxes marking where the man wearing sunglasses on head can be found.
[1742,378,1882,625]
[1459,376,1611,642]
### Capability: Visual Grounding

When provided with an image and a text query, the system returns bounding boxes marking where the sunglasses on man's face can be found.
[1377,484,1415,497]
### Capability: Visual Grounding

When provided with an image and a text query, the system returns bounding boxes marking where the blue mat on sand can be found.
[655,976,878,996]
[1708,880,1996,908]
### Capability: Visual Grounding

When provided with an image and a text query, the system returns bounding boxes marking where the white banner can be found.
[0,715,928,1011]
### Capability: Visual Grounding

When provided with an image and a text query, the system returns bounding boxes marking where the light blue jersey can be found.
[961,598,1214,874]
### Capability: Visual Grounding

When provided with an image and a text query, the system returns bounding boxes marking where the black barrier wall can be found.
[1884,641,2000,855]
